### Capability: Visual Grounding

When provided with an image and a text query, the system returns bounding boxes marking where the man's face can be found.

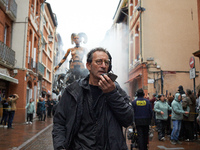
[86,51,110,80]
[178,95,182,101]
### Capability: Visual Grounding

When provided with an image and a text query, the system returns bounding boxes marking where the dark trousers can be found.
[157,119,167,140]
[136,125,149,150]
[166,116,172,135]
[183,121,194,140]
[39,110,46,121]
[27,113,33,122]
[0,110,8,125]
[47,107,52,117]
[8,111,15,128]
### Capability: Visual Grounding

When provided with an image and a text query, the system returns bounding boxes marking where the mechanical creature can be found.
[53,33,89,95]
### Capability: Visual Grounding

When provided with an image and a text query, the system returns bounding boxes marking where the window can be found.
[49,28,52,35]
[4,25,7,44]
[28,41,31,63]
[47,48,51,57]
[135,0,138,7]
[47,70,50,80]
[33,48,36,68]
[31,0,35,7]
[43,17,47,26]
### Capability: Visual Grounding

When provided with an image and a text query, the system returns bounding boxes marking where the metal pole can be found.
[193,78,196,97]
[161,70,163,94]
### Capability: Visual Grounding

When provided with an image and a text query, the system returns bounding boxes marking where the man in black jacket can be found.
[132,88,152,150]
[52,47,134,150]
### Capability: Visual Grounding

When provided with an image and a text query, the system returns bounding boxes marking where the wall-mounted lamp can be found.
[137,6,146,12]
[42,35,54,46]
[26,72,29,77]
[48,35,53,43]
[10,69,18,77]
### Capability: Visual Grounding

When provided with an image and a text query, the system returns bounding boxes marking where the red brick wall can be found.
[9,70,27,123]
[0,9,12,46]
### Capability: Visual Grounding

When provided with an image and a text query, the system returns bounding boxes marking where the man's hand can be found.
[98,74,116,93]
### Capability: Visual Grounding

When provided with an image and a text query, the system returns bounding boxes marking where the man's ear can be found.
[86,62,91,71]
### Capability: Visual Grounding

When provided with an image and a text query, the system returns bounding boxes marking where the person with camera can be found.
[7,94,19,129]
[154,94,171,141]
[52,47,134,150]
[132,88,153,150]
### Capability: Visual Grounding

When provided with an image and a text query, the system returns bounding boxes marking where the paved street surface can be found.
[0,117,53,150]
[1,118,200,150]
[126,126,200,150]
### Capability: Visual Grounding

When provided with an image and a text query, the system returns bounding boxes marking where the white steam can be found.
[100,23,129,93]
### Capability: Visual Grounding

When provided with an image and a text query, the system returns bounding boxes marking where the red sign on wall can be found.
[189,57,195,69]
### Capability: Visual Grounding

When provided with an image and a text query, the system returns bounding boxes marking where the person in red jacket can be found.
[150,93,157,126]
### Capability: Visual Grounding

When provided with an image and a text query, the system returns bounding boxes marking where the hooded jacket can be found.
[154,100,171,120]
[52,76,134,150]
[171,93,185,120]
[25,102,35,114]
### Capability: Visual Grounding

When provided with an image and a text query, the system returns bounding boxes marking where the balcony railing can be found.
[0,41,15,67]
[38,62,45,76]
[0,0,8,11]
[28,57,38,73]
[6,0,17,21]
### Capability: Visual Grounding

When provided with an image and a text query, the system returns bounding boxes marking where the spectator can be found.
[150,93,157,126]
[25,98,35,124]
[178,85,185,95]
[196,89,200,134]
[154,94,171,141]
[37,97,46,121]
[0,98,9,127]
[177,85,186,140]
[132,88,152,150]
[166,93,173,135]
[47,96,54,118]
[182,89,196,141]
[7,94,19,129]
[170,93,189,145]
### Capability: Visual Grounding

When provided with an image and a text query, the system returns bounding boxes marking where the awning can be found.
[0,73,18,84]
[125,74,142,84]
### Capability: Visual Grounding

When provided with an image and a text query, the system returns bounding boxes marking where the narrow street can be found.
[1,116,199,150]
[21,124,200,150]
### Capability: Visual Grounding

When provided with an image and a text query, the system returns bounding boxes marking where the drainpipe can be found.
[161,70,163,94]
[23,17,29,69]
[140,1,142,61]
[138,1,146,62]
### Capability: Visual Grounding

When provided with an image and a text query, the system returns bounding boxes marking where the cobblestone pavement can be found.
[0,117,53,150]
[1,117,200,150]
[126,126,200,150]
[20,125,53,150]
[20,125,200,150]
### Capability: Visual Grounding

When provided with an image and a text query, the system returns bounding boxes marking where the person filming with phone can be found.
[53,47,134,150]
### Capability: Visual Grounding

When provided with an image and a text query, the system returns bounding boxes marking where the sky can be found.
[46,0,120,51]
